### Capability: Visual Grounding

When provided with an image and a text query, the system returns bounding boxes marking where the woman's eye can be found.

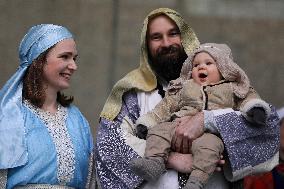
[61,55,69,59]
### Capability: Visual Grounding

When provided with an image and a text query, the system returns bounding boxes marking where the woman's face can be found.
[43,38,78,93]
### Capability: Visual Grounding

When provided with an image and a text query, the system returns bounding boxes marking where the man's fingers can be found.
[182,136,189,153]
[218,154,225,165]
[215,167,222,172]
[174,118,182,123]
[181,136,192,154]
[174,136,183,153]
[215,155,225,172]
[171,134,177,151]
[188,139,192,153]
[218,159,225,165]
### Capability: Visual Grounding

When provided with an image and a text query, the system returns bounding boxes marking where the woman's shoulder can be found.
[67,104,80,113]
[66,105,92,130]
[66,104,87,120]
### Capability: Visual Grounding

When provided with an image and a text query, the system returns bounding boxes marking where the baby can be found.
[130,43,271,189]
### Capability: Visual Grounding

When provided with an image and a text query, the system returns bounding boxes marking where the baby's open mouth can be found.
[198,73,208,78]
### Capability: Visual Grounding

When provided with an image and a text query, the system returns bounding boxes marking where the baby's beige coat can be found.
[136,79,265,128]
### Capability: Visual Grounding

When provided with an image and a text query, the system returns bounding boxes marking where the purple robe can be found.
[95,91,279,189]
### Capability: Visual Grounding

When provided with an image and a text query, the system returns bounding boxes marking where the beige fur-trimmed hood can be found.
[180,43,250,99]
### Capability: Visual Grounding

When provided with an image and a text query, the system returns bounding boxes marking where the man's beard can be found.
[150,44,187,82]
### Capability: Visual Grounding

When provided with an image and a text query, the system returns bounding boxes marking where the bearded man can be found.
[95,8,279,189]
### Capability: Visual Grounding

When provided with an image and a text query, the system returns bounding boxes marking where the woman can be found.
[0,24,94,188]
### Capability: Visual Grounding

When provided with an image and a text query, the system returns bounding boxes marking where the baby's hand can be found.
[136,124,148,139]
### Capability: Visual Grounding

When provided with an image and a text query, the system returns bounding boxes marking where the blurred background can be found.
[1,0,283,135]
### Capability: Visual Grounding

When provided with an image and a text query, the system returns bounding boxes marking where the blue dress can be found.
[7,102,93,189]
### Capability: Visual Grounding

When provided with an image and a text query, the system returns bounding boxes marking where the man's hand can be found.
[171,112,205,153]
[166,152,193,173]
[215,155,225,172]
[166,152,225,173]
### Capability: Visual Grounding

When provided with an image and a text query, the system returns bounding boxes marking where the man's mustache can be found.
[157,45,180,56]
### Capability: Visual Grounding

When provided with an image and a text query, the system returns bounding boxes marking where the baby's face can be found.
[191,52,222,86]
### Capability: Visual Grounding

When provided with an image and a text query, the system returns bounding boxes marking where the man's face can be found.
[147,15,187,82]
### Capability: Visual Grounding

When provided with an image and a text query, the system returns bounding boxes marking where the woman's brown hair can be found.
[22,48,74,108]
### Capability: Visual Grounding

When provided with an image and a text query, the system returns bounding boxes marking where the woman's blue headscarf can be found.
[0,24,73,169]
